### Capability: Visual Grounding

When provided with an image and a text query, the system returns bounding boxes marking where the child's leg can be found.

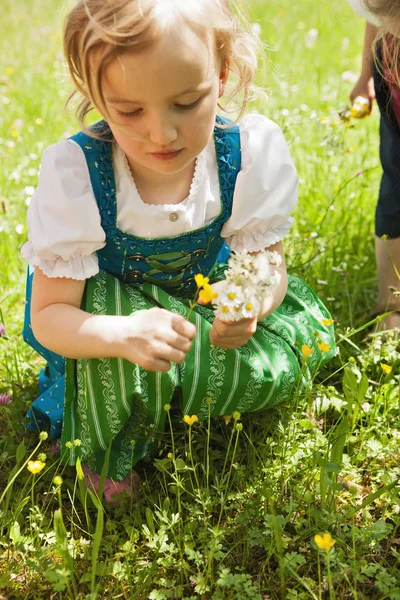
[374,236,400,329]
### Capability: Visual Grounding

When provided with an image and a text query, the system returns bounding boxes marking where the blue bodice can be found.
[70,116,241,297]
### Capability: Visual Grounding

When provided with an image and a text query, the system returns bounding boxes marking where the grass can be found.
[1,0,400,598]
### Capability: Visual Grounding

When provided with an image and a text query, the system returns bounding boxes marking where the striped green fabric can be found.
[62,269,335,480]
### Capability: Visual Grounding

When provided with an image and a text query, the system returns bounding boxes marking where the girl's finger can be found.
[171,314,197,339]
[154,343,188,365]
[164,330,193,353]
[214,318,257,338]
[209,330,252,349]
[144,358,172,372]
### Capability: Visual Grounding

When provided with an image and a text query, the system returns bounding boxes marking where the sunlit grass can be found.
[1,0,399,598]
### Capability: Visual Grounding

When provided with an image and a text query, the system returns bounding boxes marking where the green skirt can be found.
[62,269,335,480]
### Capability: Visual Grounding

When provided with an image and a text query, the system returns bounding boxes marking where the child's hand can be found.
[209,315,257,349]
[120,308,196,372]
[350,75,375,111]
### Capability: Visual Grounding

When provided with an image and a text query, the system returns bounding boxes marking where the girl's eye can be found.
[175,98,202,110]
[116,108,142,118]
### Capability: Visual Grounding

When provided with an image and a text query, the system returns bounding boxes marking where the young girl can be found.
[22,0,335,502]
[347,0,400,329]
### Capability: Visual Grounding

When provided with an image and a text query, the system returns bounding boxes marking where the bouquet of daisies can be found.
[196,249,282,321]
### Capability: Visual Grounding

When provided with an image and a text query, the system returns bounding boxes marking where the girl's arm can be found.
[208,241,287,350]
[350,21,379,106]
[31,268,196,372]
[253,241,288,319]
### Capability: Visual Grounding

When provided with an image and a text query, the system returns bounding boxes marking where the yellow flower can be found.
[199,283,215,304]
[318,342,331,353]
[167,452,173,459]
[314,533,336,551]
[27,460,45,475]
[73,439,81,447]
[65,441,72,448]
[11,130,19,138]
[194,274,209,288]
[221,305,230,314]
[350,96,370,119]
[321,318,334,326]
[380,363,392,375]
[223,415,232,425]
[35,118,43,125]
[53,475,63,486]
[183,414,199,426]
[301,344,314,358]
[6,67,14,75]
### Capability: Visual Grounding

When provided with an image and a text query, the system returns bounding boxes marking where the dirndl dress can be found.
[23,117,336,480]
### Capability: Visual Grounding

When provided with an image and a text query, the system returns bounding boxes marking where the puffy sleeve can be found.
[21,140,106,279]
[221,114,298,253]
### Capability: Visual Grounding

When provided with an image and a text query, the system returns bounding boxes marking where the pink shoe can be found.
[81,463,141,504]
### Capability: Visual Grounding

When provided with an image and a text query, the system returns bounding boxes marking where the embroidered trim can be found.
[118,146,206,211]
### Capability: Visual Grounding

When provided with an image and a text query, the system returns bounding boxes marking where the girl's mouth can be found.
[150,149,183,161]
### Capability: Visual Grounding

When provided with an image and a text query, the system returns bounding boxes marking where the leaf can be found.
[154,458,172,472]
[330,419,349,466]
[343,364,358,400]
[322,461,341,473]
[44,569,68,592]
[145,508,156,536]
[9,521,21,543]
[91,501,105,592]
[174,458,189,471]
[298,419,315,430]
[15,440,26,464]
[357,373,369,403]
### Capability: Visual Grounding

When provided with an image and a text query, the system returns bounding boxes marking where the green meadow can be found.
[1,0,399,598]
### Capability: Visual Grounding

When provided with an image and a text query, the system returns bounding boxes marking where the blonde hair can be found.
[364,0,400,86]
[64,0,262,131]
[364,0,400,21]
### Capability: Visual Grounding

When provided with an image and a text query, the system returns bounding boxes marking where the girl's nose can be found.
[148,113,178,146]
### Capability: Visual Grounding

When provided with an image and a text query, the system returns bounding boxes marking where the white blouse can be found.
[22,114,298,280]
[346,0,380,24]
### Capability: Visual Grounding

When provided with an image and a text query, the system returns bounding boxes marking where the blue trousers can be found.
[374,56,400,239]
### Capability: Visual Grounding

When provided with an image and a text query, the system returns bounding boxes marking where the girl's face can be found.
[102,25,228,180]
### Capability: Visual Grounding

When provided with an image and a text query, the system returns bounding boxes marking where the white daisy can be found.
[241,297,261,319]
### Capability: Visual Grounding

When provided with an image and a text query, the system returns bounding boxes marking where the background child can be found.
[347,0,400,329]
[22,0,335,502]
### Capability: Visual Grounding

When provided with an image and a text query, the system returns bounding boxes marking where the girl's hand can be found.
[119,307,196,372]
[350,75,375,110]
[198,280,256,347]
[209,315,257,349]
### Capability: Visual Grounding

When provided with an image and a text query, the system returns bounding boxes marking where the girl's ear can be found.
[218,59,230,98]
